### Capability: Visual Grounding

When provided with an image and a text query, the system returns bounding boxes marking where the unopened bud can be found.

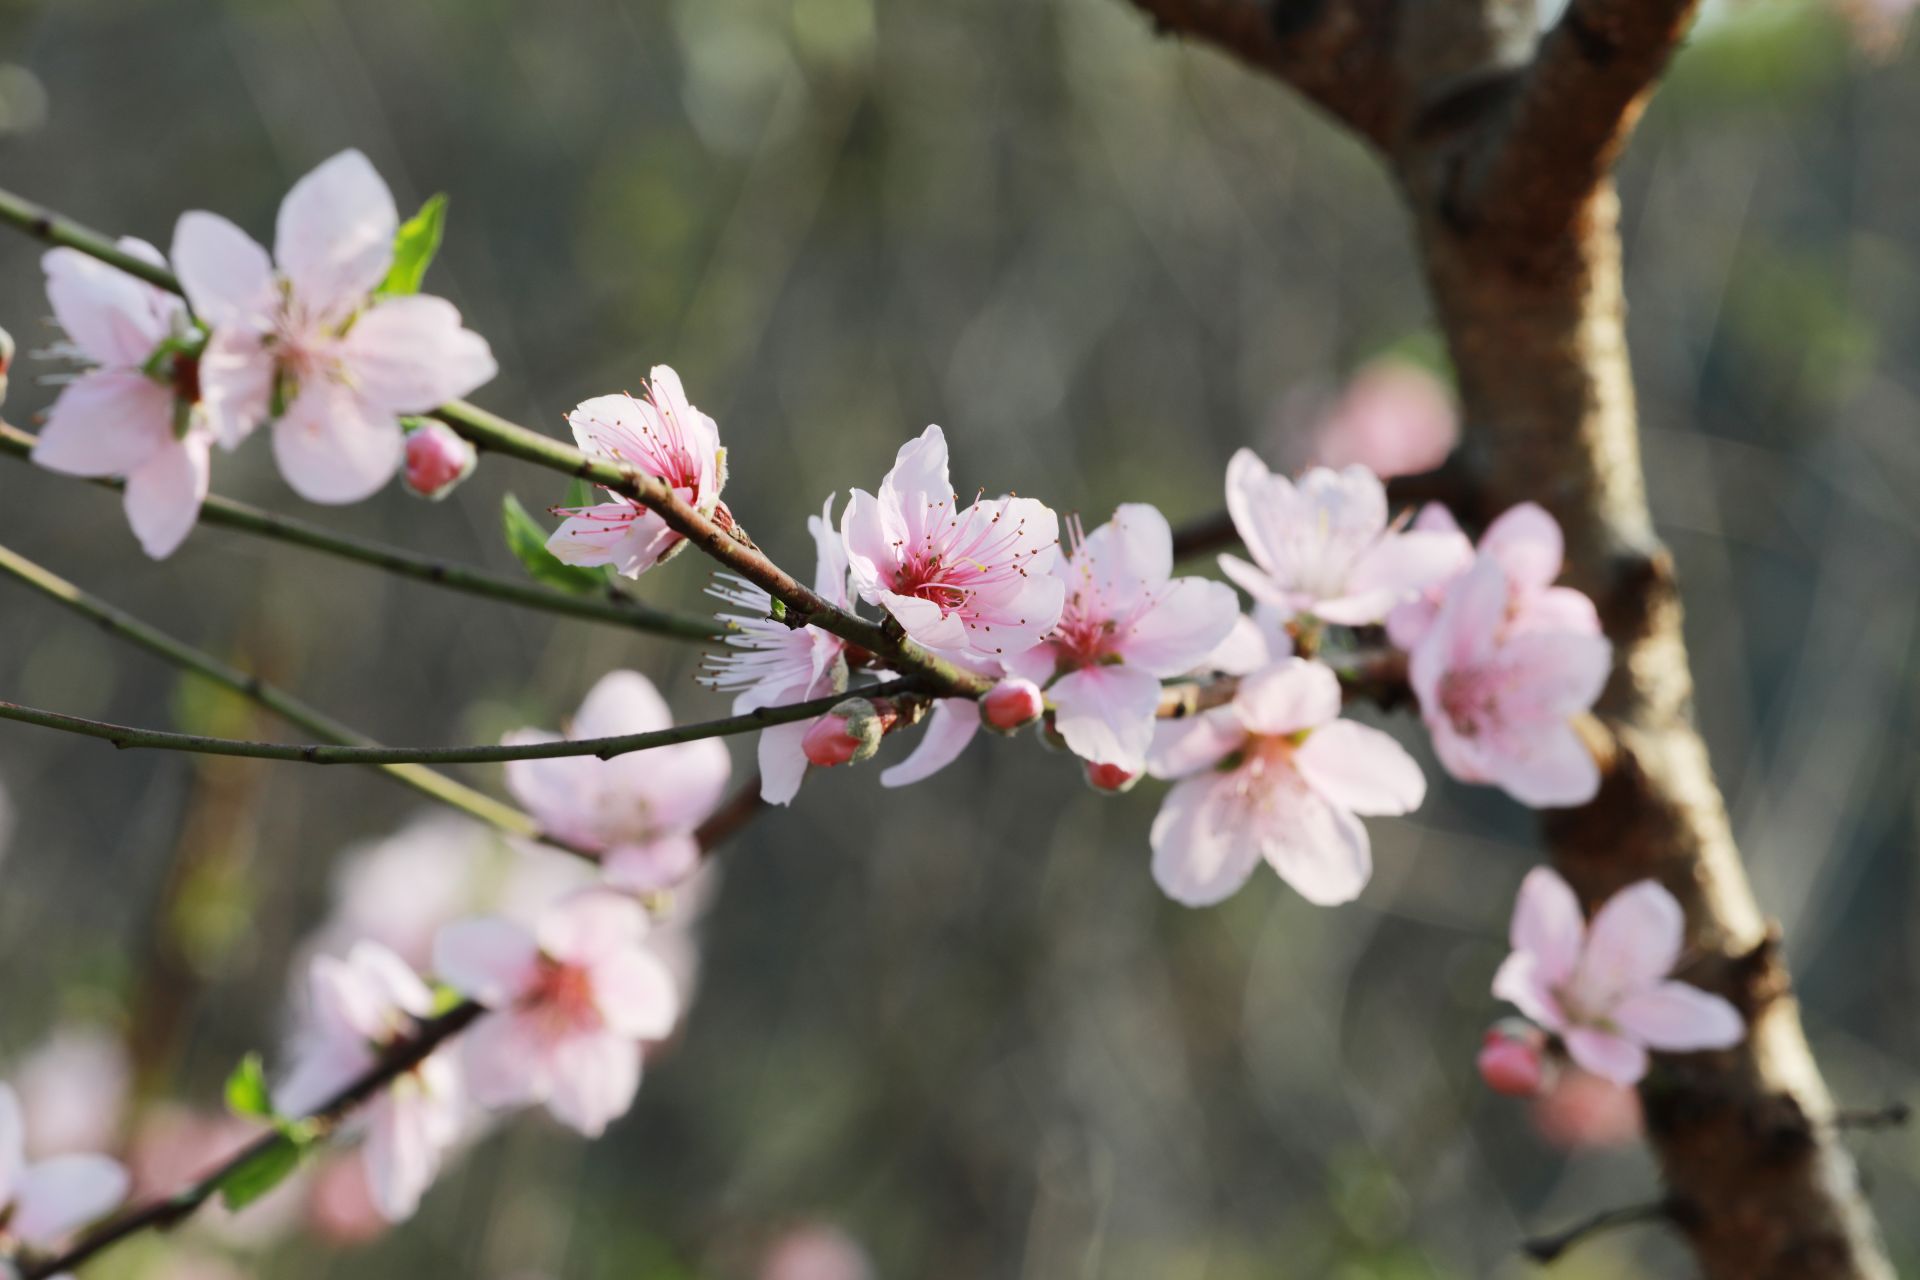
[1477,1019,1550,1098]
[403,421,478,500]
[0,324,12,408]
[803,698,885,767]
[982,678,1044,732]
[1083,760,1139,794]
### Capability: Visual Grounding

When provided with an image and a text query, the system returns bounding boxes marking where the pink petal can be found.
[878,589,970,655]
[274,150,398,316]
[571,670,673,740]
[1293,719,1425,816]
[363,1090,440,1223]
[32,370,175,478]
[348,940,435,1021]
[1485,720,1602,809]
[1048,664,1163,772]
[603,835,702,894]
[1107,502,1175,585]
[544,1032,642,1137]
[1149,773,1261,907]
[1145,706,1245,780]
[43,245,175,367]
[1119,577,1241,678]
[589,950,680,1040]
[878,425,954,549]
[196,325,275,448]
[1216,552,1293,610]
[757,719,814,805]
[170,211,274,329]
[1491,952,1567,1032]
[1408,555,1509,708]
[432,917,539,1006]
[271,381,405,503]
[1511,585,1602,637]
[838,486,891,603]
[502,731,602,847]
[10,1154,128,1244]
[1561,1028,1649,1087]
[537,891,646,966]
[1202,612,1282,678]
[1329,528,1472,625]
[1233,657,1342,737]
[1480,502,1564,593]
[808,493,851,605]
[0,1084,25,1203]
[460,1011,552,1110]
[880,698,981,788]
[546,503,677,578]
[1507,867,1585,988]
[1576,880,1686,1007]
[1611,981,1745,1052]
[342,295,496,413]
[1255,782,1372,906]
[123,432,211,559]
[1496,631,1613,720]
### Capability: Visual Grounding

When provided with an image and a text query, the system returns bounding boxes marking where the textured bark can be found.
[1123,1,1895,1274]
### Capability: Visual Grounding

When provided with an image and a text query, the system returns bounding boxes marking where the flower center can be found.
[1438,667,1498,738]
[526,957,601,1034]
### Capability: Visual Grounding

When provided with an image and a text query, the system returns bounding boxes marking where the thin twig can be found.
[1520,1197,1677,1264]
[0,422,723,642]
[1832,1102,1911,1133]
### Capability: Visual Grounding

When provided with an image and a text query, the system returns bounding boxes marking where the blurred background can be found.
[1,0,1918,1276]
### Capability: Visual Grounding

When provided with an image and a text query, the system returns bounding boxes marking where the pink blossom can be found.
[1530,1068,1644,1149]
[1493,868,1745,1086]
[1385,501,1600,652]
[981,677,1043,731]
[1003,504,1237,772]
[305,1152,390,1246]
[1220,452,1460,626]
[504,671,730,893]
[127,1105,302,1246]
[841,425,1063,661]
[403,421,477,499]
[0,1082,129,1256]
[276,942,462,1222]
[1476,1020,1550,1098]
[703,497,851,805]
[171,149,496,503]
[1409,555,1611,807]
[30,240,213,558]
[547,367,727,578]
[1145,657,1425,907]
[1309,359,1459,480]
[433,891,679,1137]
[12,1023,131,1158]
[760,1223,876,1280]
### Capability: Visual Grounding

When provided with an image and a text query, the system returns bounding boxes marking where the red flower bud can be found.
[1083,761,1139,794]
[403,422,478,500]
[1477,1019,1549,1098]
[982,678,1044,732]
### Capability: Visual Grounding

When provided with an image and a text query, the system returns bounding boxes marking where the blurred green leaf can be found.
[216,1138,301,1211]
[223,1052,274,1119]
[378,194,447,296]
[502,493,604,594]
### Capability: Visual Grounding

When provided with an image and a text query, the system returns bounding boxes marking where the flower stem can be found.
[0,422,722,641]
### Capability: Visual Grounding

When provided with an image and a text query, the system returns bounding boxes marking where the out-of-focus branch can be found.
[1521,1197,1678,1264]
[0,423,723,642]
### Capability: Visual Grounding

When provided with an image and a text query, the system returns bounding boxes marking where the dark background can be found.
[1,1,1917,1276]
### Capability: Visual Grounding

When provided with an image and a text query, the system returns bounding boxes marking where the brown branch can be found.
[1520,1197,1679,1265]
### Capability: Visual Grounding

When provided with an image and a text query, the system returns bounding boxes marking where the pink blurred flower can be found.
[434,891,679,1137]
[504,671,730,893]
[403,421,477,499]
[305,1151,390,1247]
[171,149,496,503]
[30,239,212,558]
[1309,360,1458,480]
[12,1023,131,1158]
[1409,555,1611,807]
[547,367,726,577]
[1219,452,1459,626]
[0,1082,128,1255]
[841,424,1064,661]
[703,496,852,806]
[1530,1067,1645,1150]
[276,942,461,1222]
[127,1105,302,1246]
[1146,657,1425,907]
[759,1223,876,1280]
[1493,868,1744,1086]
[1385,502,1599,653]
[1002,504,1238,773]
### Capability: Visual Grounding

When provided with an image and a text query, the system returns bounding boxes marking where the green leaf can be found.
[378,194,447,296]
[224,1053,274,1120]
[503,494,605,594]
[217,1138,303,1211]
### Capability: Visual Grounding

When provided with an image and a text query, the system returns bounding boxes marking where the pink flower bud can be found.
[1083,761,1139,794]
[403,422,478,500]
[802,698,887,767]
[1477,1020,1549,1098]
[982,678,1044,732]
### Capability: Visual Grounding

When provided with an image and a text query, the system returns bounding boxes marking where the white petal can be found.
[1232,657,1342,737]
[590,950,681,1040]
[1611,982,1746,1052]
[1256,782,1373,906]
[342,295,496,413]
[603,835,702,894]
[11,1155,128,1244]
[880,698,981,787]
[537,891,646,966]
[1118,578,1241,678]
[0,1084,25,1204]
[1149,772,1261,907]
[757,719,814,805]
[1574,880,1686,1009]
[271,380,406,503]
[275,150,398,316]
[1293,719,1425,816]
[43,246,175,367]
[1480,502,1564,592]
[196,325,275,448]
[1490,952,1567,1032]
[123,431,211,559]
[432,917,538,1006]
[1507,866,1585,989]
[460,1012,552,1110]
[1562,1028,1649,1087]
[544,1032,641,1137]
[1145,706,1245,780]
[170,211,274,329]
[363,1091,440,1223]
[1049,665,1162,772]
[571,670,673,740]
[32,370,174,478]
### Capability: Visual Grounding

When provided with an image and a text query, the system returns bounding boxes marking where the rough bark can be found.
[1122,1,1895,1275]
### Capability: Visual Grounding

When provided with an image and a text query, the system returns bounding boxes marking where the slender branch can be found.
[15,769,771,1280]
[1521,1197,1678,1264]
[0,423,723,642]
[0,543,540,841]
[0,186,989,701]
[1832,1103,1911,1134]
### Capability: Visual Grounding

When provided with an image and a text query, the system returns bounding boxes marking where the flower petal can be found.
[757,719,814,805]
[1233,657,1342,737]
[1575,880,1686,1009]
[1507,867,1585,989]
[1479,502,1564,593]
[341,295,496,413]
[1149,773,1260,907]
[1048,664,1163,772]
[1293,719,1426,816]
[538,891,646,966]
[1145,706,1245,780]
[432,917,539,1006]
[43,244,177,367]
[11,1154,129,1244]
[590,950,680,1040]
[1562,1027,1649,1087]
[880,698,981,787]
[460,1011,551,1110]
[1491,952,1567,1032]
[603,835,702,894]
[271,381,405,503]
[1611,981,1746,1052]
[1119,577,1241,678]
[123,431,211,560]
[544,1032,641,1138]
[275,150,398,316]
[171,211,274,329]
[1256,783,1372,906]
[32,370,174,478]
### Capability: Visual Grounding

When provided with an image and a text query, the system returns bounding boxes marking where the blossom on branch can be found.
[1493,868,1744,1086]
[842,424,1063,662]
[703,496,851,805]
[1146,656,1425,907]
[547,366,727,577]
[0,1082,129,1263]
[504,670,730,892]
[30,239,213,558]
[1002,504,1237,773]
[1385,501,1599,653]
[433,891,679,1137]
[1300,358,1459,480]
[275,942,461,1223]
[171,149,496,503]
[1219,452,1459,626]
